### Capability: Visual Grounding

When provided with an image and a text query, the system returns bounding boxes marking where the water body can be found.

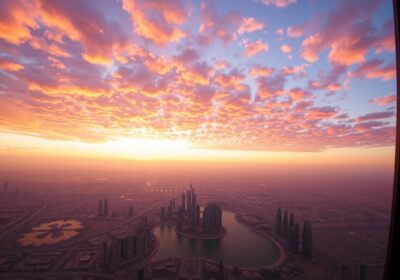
[154,211,280,267]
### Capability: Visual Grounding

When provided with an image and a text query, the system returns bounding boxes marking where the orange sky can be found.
[0,0,396,169]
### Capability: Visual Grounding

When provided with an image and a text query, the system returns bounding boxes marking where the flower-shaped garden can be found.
[18,219,83,247]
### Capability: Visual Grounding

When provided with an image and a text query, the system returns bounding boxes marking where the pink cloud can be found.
[122,0,187,46]
[237,17,265,34]
[300,0,392,66]
[348,59,395,81]
[199,3,241,45]
[368,94,397,106]
[250,65,275,77]
[355,111,395,122]
[258,0,297,8]
[244,39,269,57]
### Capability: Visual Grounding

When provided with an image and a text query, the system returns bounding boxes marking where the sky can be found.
[0,0,397,168]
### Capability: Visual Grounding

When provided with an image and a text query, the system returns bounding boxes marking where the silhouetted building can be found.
[218,261,225,280]
[289,213,295,228]
[100,240,108,267]
[3,180,7,192]
[302,220,313,259]
[283,210,288,238]
[295,223,300,253]
[275,208,282,236]
[187,189,192,215]
[181,192,185,212]
[289,225,296,252]
[160,207,165,220]
[100,217,153,270]
[98,199,103,216]
[203,203,222,233]
[128,206,133,217]
[192,191,197,216]
[104,198,109,216]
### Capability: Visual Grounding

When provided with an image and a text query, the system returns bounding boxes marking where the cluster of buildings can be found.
[99,216,153,270]
[160,183,223,235]
[275,208,313,259]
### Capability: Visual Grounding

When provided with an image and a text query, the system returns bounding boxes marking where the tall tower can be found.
[275,208,282,236]
[283,210,288,238]
[295,223,300,253]
[302,220,313,259]
[181,192,185,212]
[187,189,192,215]
[4,180,8,192]
[98,199,103,216]
[192,191,197,217]
[289,213,295,228]
[104,198,109,216]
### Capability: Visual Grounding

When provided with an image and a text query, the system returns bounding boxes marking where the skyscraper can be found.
[275,208,282,236]
[283,210,288,238]
[203,203,222,233]
[302,220,313,259]
[289,224,296,252]
[196,205,201,225]
[187,189,192,215]
[181,192,185,212]
[289,213,295,228]
[4,180,8,192]
[104,198,109,216]
[295,223,300,253]
[128,206,133,217]
[98,199,103,216]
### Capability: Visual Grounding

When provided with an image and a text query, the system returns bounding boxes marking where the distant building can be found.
[283,210,288,239]
[181,192,185,212]
[104,198,109,216]
[196,205,201,225]
[295,223,300,253]
[4,180,7,192]
[301,220,313,259]
[202,203,222,233]
[100,217,153,270]
[275,208,282,236]
[98,200,103,216]
[128,206,133,217]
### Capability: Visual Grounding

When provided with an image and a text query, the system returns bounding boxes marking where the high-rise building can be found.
[187,189,192,215]
[100,240,107,266]
[275,208,282,236]
[289,213,295,228]
[289,225,296,252]
[4,180,8,192]
[128,206,133,217]
[98,199,103,216]
[295,223,300,253]
[302,220,313,259]
[283,210,288,239]
[169,199,173,213]
[196,205,201,225]
[181,192,186,212]
[203,203,222,233]
[192,191,197,216]
[104,198,109,216]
